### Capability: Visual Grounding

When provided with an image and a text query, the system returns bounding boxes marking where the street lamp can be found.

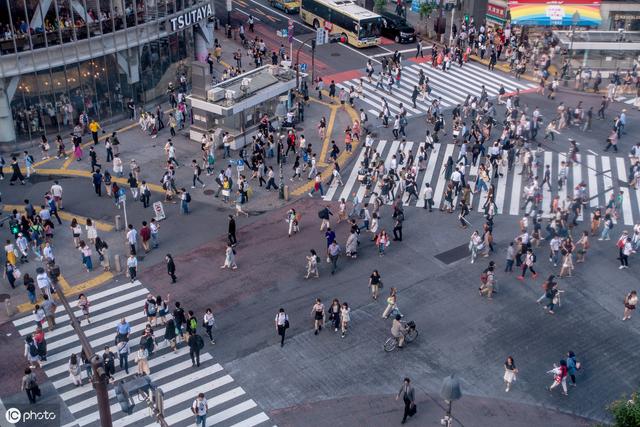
[440,374,462,427]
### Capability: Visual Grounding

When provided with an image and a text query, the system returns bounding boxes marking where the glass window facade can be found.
[0,0,210,144]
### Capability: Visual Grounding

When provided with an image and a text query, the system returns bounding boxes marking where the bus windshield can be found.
[358,18,381,39]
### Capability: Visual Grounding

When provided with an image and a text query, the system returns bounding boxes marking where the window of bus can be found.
[357,18,381,39]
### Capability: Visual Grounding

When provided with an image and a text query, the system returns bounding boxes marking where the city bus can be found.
[299,0,382,48]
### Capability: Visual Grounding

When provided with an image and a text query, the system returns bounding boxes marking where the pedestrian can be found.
[40,294,57,331]
[369,269,382,300]
[96,238,110,271]
[68,353,83,386]
[117,338,130,374]
[311,298,325,335]
[164,318,178,352]
[396,377,416,424]
[144,294,158,326]
[70,218,82,248]
[504,356,518,392]
[166,254,177,283]
[135,346,150,376]
[547,359,569,396]
[180,188,191,214]
[275,308,289,347]
[382,287,398,319]
[623,290,638,321]
[188,330,203,367]
[566,351,580,386]
[327,240,341,274]
[126,224,137,255]
[192,393,208,427]
[21,367,39,403]
[304,249,319,279]
[36,267,53,300]
[127,253,138,280]
[85,219,98,245]
[203,308,216,344]
[228,215,237,245]
[150,218,160,248]
[78,241,93,272]
[340,302,350,338]
[24,273,36,304]
[9,156,25,185]
[517,249,538,280]
[220,243,237,269]
[618,234,634,269]
[24,335,41,369]
[103,345,116,377]
[78,293,91,324]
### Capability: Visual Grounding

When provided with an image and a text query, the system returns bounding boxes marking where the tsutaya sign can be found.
[170,4,213,31]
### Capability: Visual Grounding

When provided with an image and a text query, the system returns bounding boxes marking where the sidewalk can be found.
[269,394,596,427]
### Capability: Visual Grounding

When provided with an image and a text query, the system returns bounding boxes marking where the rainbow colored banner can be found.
[508,1,602,27]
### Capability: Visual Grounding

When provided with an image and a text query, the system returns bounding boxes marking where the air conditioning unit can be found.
[207,88,225,102]
[225,90,236,100]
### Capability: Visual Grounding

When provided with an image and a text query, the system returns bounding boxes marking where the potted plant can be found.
[418,1,434,39]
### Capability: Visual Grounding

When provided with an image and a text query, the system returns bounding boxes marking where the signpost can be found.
[288,19,294,62]
[153,201,166,221]
[315,28,327,46]
[300,63,307,72]
[226,0,232,25]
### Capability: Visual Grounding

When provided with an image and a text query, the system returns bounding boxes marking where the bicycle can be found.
[383,321,418,352]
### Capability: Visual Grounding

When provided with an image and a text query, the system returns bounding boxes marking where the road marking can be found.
[2,204,113,231]
[509,163,523,216]
[372,47,417,58]
[318,106,338,164]
[542,151,553,214]
[587,155,599,208]
[416,143,440,208]
[588,149,598,155]
[615,157,634,225]
[433,144,455,208]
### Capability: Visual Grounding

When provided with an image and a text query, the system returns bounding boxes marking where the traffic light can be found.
[464,14,469,24]
[9,220,19,236]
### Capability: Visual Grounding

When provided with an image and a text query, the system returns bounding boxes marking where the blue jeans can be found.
[83,255,93,270]
[504,259,513,272]
[600,227,610,240]
[151,233,159,248]
[119,353,129,374]
[27,290,36,304]
[476,179,487,193]
[181,201,189,214]
[195,414,206,427]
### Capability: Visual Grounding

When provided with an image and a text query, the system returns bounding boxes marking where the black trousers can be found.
[402,397,412,422]
[277,325,286,346]
[26,388,37,404]
[228,232,237,245]
[168,270,177,283]
[190,348,200,366]
[393,226,403,241]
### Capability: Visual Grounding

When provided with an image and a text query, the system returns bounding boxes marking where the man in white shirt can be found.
[50,181,64,209]
[191,393,208,426]
[423,183,434,212]
[126,224,138,255]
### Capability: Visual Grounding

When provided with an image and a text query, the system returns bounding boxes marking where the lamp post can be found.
[440,374,462,427]
[295,36,317,89]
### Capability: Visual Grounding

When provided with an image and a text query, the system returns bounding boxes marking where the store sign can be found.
[508,1,602,27]
[487,3,506,19]
[170,4,213,32]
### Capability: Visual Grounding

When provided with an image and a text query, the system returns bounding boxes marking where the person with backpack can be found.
[188,330,204,368]
[21,367,40,403]
[275,308,289,347]
[318,206,333,231]
[144,294,158,326]
[68,353,82,386]
[547,359,569,396]
[192,392,208,427]
[173,302,187,344]
[23,151,36,178]
[186,310,198,335]
[103,345,116,376]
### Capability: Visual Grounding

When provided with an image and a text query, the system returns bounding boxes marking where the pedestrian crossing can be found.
[13,281,273,427]
[615,95,640,107]
[323,141,640,225]
[336,62,537,119]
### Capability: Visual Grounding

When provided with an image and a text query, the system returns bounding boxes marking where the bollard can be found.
[114,254,122,273]
[5,297,15,317]
[115,215,122,231]
[284,185,289,201]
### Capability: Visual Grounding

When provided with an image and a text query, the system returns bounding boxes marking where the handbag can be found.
[378,280,384,289]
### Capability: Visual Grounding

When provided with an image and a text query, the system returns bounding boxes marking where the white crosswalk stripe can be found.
[14,281,273,427]
[336,63,536,119]
[325,141,640,225]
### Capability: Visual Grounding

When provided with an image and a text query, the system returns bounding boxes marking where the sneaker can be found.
[517,276,524,280]
[619,265,625,269]
[308,192,313,197]
[191,186,196,189]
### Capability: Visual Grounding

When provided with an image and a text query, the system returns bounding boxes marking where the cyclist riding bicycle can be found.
[391,314,406,348]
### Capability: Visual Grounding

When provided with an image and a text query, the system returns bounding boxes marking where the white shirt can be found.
[127,256,138,268]
[126,229,137,244]
[36,273,51,290]
[275,312,287,326]
[50,184,63,197]
[192,398,208,416]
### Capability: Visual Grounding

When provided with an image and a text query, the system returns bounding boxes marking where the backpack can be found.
[28,155,34,163]
[146,301,157,315]
[29,342,38,357]
[189,318,197,331]
[185,193,191,203]
[480,272,488,284]
[318,209,326,219]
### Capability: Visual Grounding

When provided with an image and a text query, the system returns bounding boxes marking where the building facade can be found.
[0,0,215,148]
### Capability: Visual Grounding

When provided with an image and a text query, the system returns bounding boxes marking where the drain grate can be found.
[203,189,215,196]
[434,243,469,265]
[330,52,340,57]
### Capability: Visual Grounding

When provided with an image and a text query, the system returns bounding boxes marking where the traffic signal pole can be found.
[51,277,113,427]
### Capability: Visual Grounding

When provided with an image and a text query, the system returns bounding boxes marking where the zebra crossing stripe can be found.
[333,144,368,202]
[227,412,271,427]
[601,156,614,220]
[509,163,523,216]
[587,155,599,208]
[416,143,440,208]
[616,157,634,225]
[159,396,256,427]
[415,64,477,102]
[433,144,455,208]
[465,62,534,90]
[495,156,508,214]
[574,154,584,221]
[558,153,568,208]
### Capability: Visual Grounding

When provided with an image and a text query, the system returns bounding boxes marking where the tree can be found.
[608,391,640,427]
[418,2,434,38]
[374,0,386,14]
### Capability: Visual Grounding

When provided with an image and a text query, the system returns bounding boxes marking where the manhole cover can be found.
[434,243,469,265]
[330,52,340,57]
[0,293,10,302]
[203,189,215,196]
